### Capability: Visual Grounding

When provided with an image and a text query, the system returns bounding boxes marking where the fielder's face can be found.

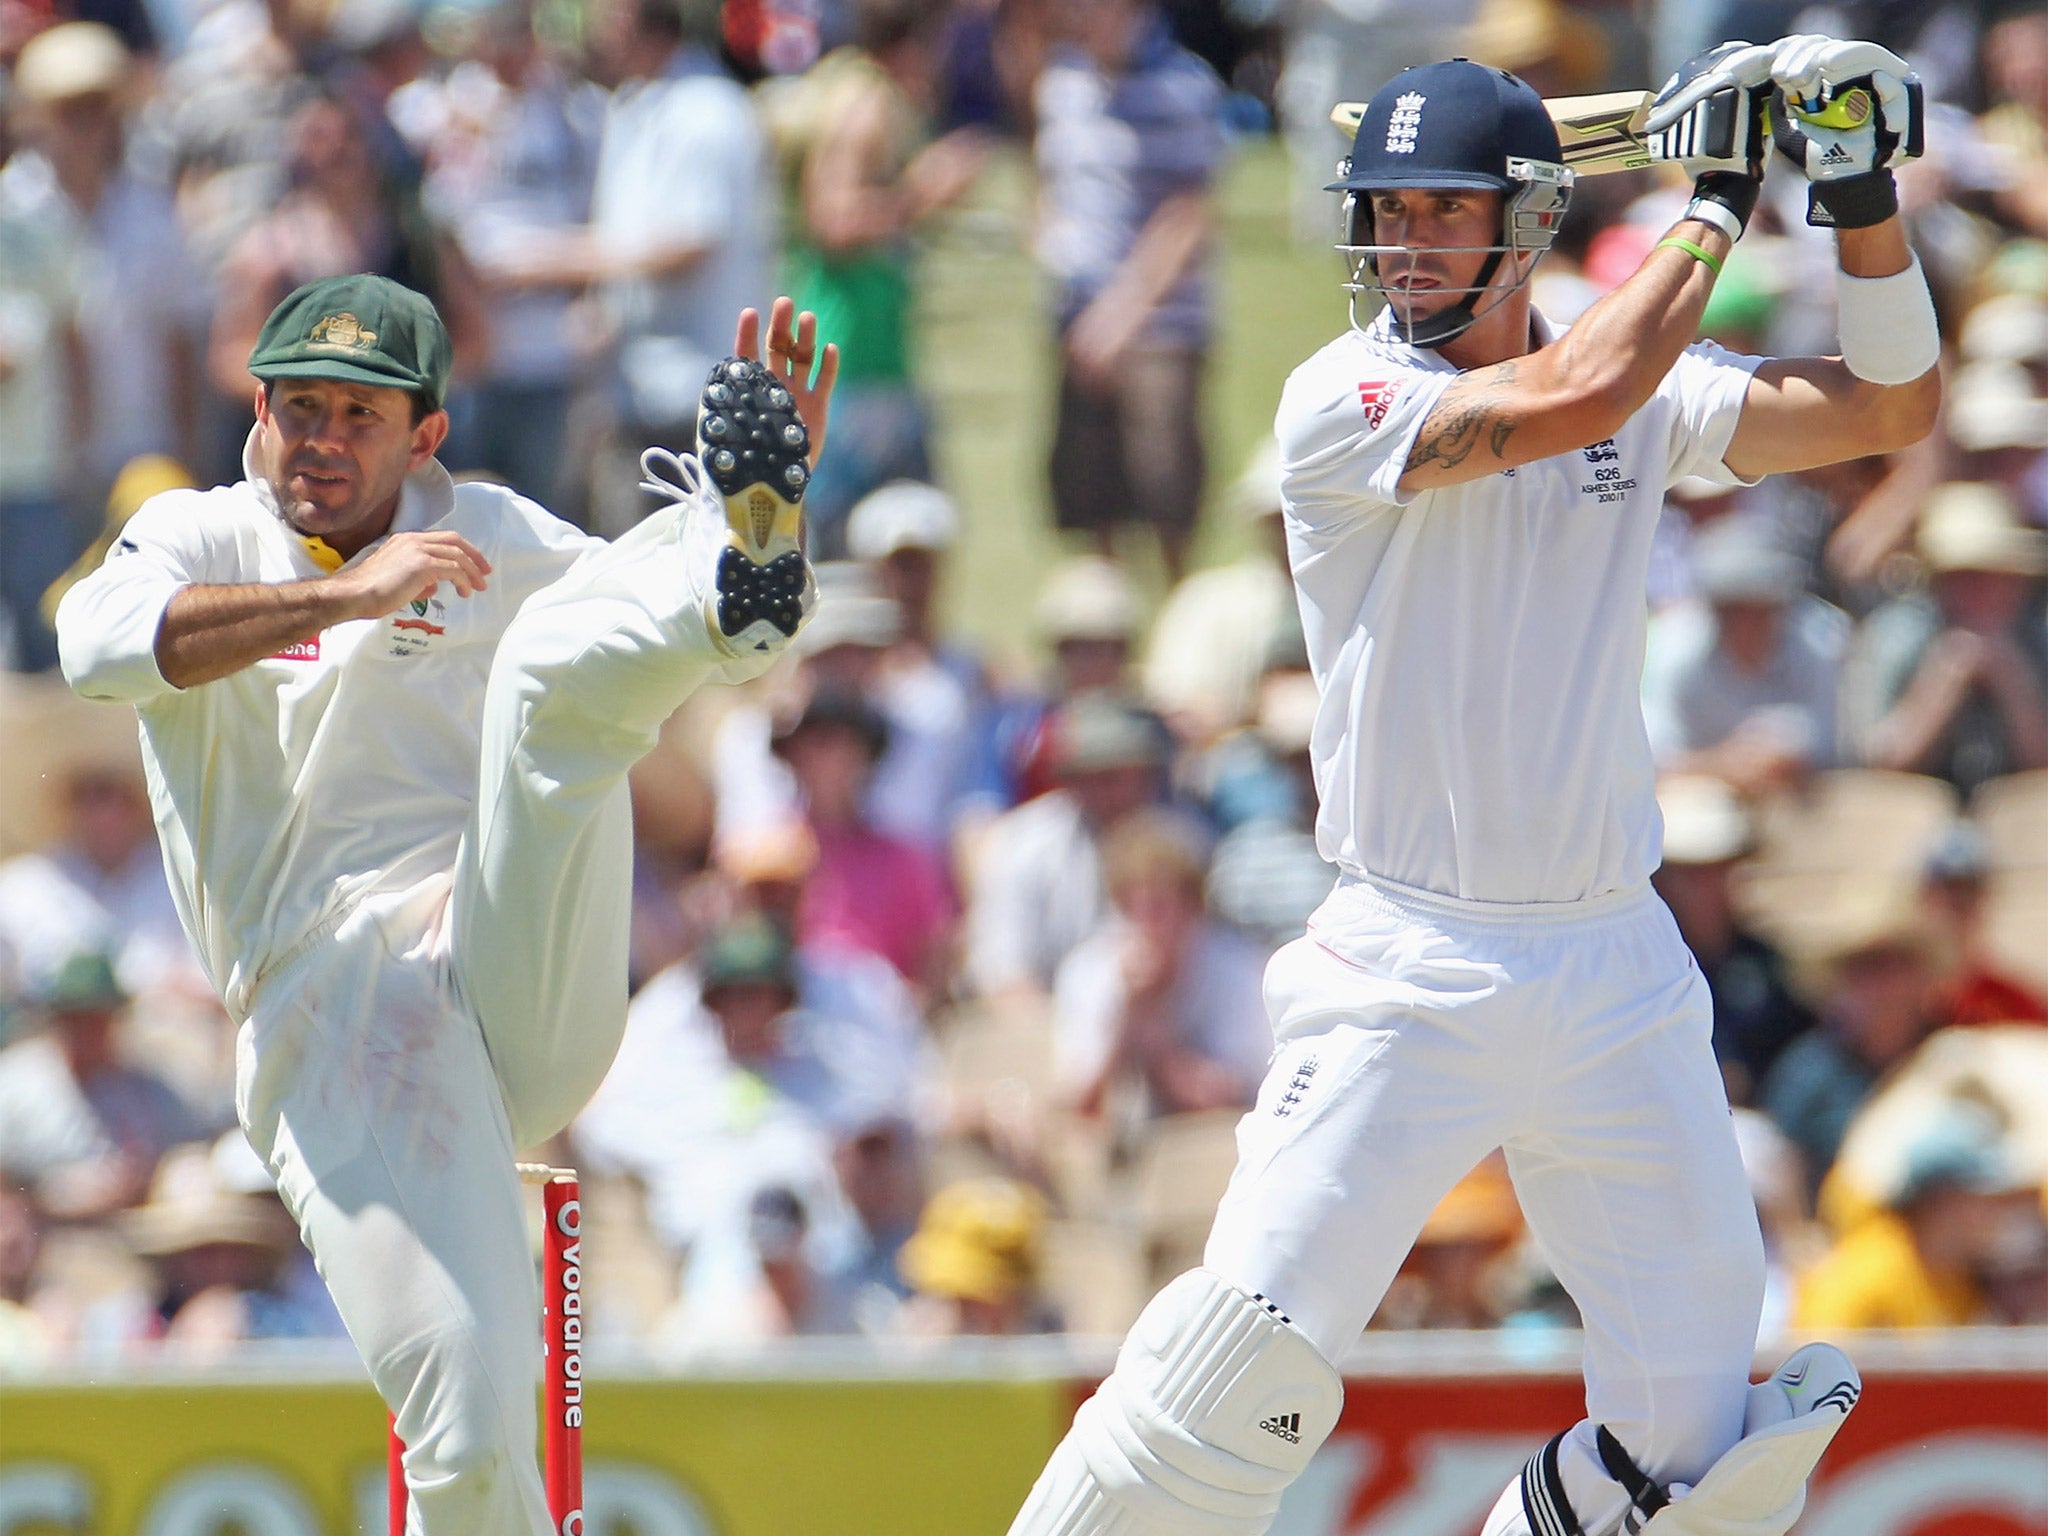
[254,379,447,554]
[1365,188,1509,327]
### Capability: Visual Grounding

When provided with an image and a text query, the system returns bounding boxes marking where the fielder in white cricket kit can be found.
[1010,41,1940,1536]
[57,274,833,1533]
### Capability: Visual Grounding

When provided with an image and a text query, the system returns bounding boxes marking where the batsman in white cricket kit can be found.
[58,275,827,1533]
[1011,41,1936,1536]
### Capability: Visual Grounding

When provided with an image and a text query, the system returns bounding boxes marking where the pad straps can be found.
[1520,1432,1587,1536]
[1596,1426,1672,1534]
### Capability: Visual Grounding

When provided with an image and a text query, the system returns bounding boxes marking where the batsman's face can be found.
[254,379,446,552]
[1366,188,1507,323]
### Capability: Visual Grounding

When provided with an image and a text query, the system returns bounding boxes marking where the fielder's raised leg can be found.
[1010,40,1935,1536]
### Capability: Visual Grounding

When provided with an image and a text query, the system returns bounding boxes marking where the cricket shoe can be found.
[696,355,815,655]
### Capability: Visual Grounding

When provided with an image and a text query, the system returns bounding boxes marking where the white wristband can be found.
[1837,254,1940,385]
[1682,197,1745,244]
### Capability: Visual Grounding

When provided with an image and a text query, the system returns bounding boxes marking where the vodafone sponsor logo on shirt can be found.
[1358,378,1405,430]
[269,637,321,662]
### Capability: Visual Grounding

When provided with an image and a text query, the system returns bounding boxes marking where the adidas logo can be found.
[1818,142,1856,167]
[1260,1412,1303,1444]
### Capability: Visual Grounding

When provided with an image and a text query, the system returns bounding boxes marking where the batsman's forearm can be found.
[156,579,360,688]
[1548,220,1728,428]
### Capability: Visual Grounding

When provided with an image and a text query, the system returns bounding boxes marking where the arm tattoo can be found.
[1405,361,1519,473]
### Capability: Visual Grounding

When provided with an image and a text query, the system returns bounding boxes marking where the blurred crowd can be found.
[2,0,2046,1366]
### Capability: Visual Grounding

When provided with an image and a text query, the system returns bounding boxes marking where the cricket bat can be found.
[1330,90,1658,177]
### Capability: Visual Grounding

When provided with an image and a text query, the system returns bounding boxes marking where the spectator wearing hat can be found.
[709,560,903,845]
[1843,482,2048,797]
[896,1176,1054,1336]
[1957,294,2048,390]
[622,726,717,988]
[846,480,994,850]
[1201,670,1336,951]
[1142,438,1298,745]
[1651,776,1816,1107]
[1793,1102,2047,1328]
[1053,808,1270,1131]
[1918,820,2048,1029]
[815,1114,925,1332]
[998,555,1144,805]
[1376,1152,1529,1331]
[1641,514,1847,796]
[1462,0,1620,96]
[964,692,1174,1002]
[712,819,933,1069]
[575,916,931,1303]
[120,1140,334,1354]
[0,952,207,1222]
[1944,359,2048,519]
[204,1126,345,1340]
[771,688,956,994]
[665,1182,855,1346]
[1035,555,1143,698]
[1034,0,1224,582]
[3,23,206,498]
[1758,894,1945,1197]
[0,723,199,1007]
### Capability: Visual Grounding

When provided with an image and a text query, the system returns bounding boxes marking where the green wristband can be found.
[1655,236,1724,277]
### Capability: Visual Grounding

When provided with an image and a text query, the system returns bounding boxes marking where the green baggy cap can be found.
[247,274,453,408]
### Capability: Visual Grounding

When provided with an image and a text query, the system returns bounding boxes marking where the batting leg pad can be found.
[1007,1269,1345,1536]
[1641,1343,1861,1536]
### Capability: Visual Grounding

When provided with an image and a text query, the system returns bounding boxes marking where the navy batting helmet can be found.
[1330,59,1573,348]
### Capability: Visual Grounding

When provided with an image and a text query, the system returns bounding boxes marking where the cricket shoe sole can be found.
[697,356,813,655]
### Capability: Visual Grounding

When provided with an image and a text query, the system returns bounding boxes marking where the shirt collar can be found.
[240,425,456,568]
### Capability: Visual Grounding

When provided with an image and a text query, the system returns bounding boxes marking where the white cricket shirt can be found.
[56,436,596,1020]
[1275,308,1761,906]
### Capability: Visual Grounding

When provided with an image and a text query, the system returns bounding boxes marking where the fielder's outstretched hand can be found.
[734,297,839,467]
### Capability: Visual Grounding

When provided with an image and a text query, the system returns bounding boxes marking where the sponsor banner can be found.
[0,1375,1059,1536]
[2,1353,2040,1535]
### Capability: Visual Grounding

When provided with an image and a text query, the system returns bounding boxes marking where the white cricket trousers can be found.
[1203,876,1766,1536]
[236,502,750,1535]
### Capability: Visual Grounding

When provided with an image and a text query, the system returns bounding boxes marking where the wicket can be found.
[386,1163,585,1535]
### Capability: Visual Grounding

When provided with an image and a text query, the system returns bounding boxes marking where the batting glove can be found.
[1765,38,1924,228]
[1643,39,1779,139]
[1645,41,1775,239]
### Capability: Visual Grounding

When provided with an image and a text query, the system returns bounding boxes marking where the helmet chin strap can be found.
[1391,248,1506,348]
